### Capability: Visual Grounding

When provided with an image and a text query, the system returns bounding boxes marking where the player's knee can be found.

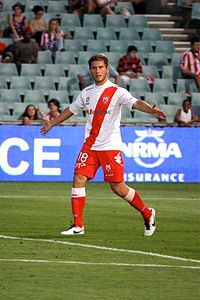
[73,173,87,188]
[110,182,126,198]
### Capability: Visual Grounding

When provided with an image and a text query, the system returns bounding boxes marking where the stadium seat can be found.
[10,76,32,90]
[47,1,66,13]
[54,51,76,69]
[82,14,104,30]
[142,28,163,46]
[48,90,70,104]
[0,103,10,117]
[67,64,87,77]
[153,79,175,96]
[191,3,200,20]
[155,41,175,59]
[144,92,165,105]
[0,63,18,81]
[105,15,126,31]
[128,15,148,31]
[133,41,153,57]
[191,93,200,105]
[64,40,83,57]
[23,90,46,104]
[142,66,160,79]
[109,40,128,53]
[70,90,82,102]
[0,89,21,106]
[12,102,29,117]
[44,64,66,79]
[161,66,173,79]
[34,76,56,93]
[121,106,133,122]
[58,77,80,94]
[159,104,179,123]
[119,27,140,41]
[60,13,81,31]
[87,39,107,52]
[0,38,13,46]
[104,52,122,68]
[37,51,53,65]
[167,92,186,105]
[176,79,198,93]
[129,79,151,97]
[20,64,42,79]
[0,77,8,89]
[192,105,200,117]
[133,109,156,123]
[96,28,117,46]
[73,27,94,46]
[77,51,96,64]
[148,53,169,71]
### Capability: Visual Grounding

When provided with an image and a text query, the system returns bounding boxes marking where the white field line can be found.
[0,235,200,264]
[0,195,199,201]
[0,258,199,270]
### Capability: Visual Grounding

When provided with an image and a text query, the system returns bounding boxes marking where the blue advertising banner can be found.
[0,125,199,182]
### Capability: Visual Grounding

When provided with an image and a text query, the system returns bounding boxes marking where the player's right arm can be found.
[40,107,73,135]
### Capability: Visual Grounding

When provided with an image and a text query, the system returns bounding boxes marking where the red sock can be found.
[71,196,85,227]
[71,187,86,227]
[129,191,151,220]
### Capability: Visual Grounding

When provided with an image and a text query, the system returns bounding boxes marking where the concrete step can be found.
[146,14,182,22]
[162,34,190,41]
[149,21,175,28]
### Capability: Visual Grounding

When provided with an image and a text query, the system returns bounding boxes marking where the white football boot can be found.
[60,225,84,236]
[144,208,156,237]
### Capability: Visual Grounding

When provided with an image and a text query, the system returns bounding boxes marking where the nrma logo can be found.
[122,129,182,168]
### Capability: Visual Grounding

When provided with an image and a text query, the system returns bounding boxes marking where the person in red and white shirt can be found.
[40,54,166,237]
[180,35,200,91]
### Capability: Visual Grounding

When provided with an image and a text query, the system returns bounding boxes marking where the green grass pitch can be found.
[0,182,199,300]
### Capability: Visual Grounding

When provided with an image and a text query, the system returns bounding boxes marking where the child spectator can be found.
[117,45,143,85]
[18,104,40,125]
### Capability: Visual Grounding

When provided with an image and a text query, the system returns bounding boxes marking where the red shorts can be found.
[74,145,124,182]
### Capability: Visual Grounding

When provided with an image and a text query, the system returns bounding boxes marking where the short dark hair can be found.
[88,54,109,68]
[182,99,191,107]
[190,35,200,45]
[48,99,61,112]
[127,45,138,54]
[32,5,44,14]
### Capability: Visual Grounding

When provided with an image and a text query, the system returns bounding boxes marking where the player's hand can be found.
[40,121,52,136]
[152,104,166,121]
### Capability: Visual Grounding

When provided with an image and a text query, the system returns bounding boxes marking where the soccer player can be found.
[40,54,166,237]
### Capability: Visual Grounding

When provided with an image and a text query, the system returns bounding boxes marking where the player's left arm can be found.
[133,100,166,120]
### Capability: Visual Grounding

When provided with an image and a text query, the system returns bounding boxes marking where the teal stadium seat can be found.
[82,14,104,31]
[128,15,148,32]
[60,13,81,31]
[109,40,128,53]
[167,92,186,105]
[153,79,175,96]
[54,51,76,70]
[10,76,32,90]
[64,40,83,57]
[105,15,126,31]
[78,51,96,64]
[48,90,70,104]
[23,90,46,104]
[68,64,87,77]
[191,3,200,20]
[0,63,18,81]
[0,103,10,118]
[148,53,168,71]
[58,77,80,94]
[73,27,94,46]
[142,66,160,79]
[176,79,198,93]
[191,93,200,105]
[129,79,151,97]
[47,1,66,13]
[142,28,163,47]
[159,104,179,123]
[96,28,117,46]
[114,2,135,16]
[0,77,8,89]
[0,89,21,107]
[155,41,175,59]
[119,27,140,41]
[87,39,107,52]
[20,64,42,79]
[44,64,66,80]
[34,76,56,93]
[144,92,165,105]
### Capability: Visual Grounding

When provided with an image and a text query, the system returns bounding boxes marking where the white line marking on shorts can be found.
[0,235,199,264]
[0,258,199,270]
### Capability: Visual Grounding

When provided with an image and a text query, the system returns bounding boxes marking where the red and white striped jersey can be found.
[181,50,200,74]
[69,80,137,150]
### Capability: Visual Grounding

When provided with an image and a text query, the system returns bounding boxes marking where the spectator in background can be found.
[180,35,200,91]
[77,64,120,89]
[117,45,143,85]
[29,5,48,45]
[87,0,116,15]
[5,2,28,41]
[41,18,65,52]
[39,99,61,121]
[13,26,39,74]
[174,99,200,126]
[18,104,40,125]
[0,1,6,37]
[67,0,86,16]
